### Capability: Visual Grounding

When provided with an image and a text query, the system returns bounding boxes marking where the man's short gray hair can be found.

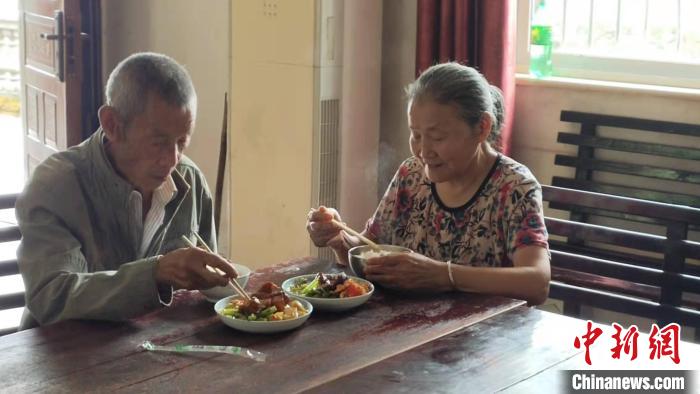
[105,52,197,126]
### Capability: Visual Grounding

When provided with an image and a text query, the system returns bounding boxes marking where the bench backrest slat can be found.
[558,132,700,160]
[555,111,700,211]
[543,185,700,222]
[0,226,21,244]
[0,292,24,310]
[560,110,700,137]
[542,185,700,329]
[0,194,18,210]
[546,217,667,254]
[551,251,700,294]
[0,259,19,276]
[552,177,700,208]
[554,155,700,185]
[550,282,700,327]
[0,193,22,336]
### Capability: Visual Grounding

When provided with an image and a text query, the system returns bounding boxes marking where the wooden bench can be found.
[0,193,22,336]
[542,185,700,340]
[553,111,700,215]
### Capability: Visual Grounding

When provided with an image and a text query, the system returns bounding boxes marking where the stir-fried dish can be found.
[290,272,370,298]
[221,282,308,321]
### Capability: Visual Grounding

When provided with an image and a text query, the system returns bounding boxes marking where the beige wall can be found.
[229,0,385,268]
[378,0,416,196]
[229,0,317,268]
[100,0,232,254]
[339,0,384,230]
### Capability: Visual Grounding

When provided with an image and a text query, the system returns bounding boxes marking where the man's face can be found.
[105,94,194,194]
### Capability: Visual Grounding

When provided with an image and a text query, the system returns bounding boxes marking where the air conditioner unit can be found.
[230,0,343,268]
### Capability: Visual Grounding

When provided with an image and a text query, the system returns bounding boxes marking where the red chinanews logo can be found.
[573,320,681,366]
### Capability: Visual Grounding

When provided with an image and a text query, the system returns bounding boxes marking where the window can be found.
[516,0,700,89]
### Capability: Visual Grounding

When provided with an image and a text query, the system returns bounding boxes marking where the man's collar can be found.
[170,168,191,197]
[153,173,178,203]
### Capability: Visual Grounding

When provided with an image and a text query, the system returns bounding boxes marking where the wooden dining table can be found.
[2,257,698,393]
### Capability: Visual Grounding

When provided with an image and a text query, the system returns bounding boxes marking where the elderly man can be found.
[15,52,236,329]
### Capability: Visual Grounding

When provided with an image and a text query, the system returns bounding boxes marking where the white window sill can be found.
[515,73,700,102]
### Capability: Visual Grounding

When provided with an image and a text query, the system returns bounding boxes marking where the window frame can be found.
[515,0,700,90]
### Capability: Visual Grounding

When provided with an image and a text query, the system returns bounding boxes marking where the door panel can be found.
[20,0,85,176]
[24,13,55,73]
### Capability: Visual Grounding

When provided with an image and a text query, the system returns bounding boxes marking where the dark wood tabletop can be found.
[1,257,696,393]
[312,306,700,393]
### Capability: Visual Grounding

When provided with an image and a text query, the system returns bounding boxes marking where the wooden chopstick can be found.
[189,234,251,301]
[190,234,252,302]
[331,219,380,251]
[180,235,251,301]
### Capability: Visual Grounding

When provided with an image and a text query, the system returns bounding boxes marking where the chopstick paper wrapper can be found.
[141,341,266,362]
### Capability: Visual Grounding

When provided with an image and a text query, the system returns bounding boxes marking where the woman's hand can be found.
[306,206,367,265]
[364,252,452,292]
[306,206,343,248]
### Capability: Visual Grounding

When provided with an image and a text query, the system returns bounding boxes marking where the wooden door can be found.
[19,0,98,175]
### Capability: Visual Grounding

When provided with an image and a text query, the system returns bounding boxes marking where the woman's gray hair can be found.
[105,52,197,127]
[488,84,505,151]
[405,62,505,151]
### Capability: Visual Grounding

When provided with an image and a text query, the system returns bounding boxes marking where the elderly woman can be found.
[307,62,550,305]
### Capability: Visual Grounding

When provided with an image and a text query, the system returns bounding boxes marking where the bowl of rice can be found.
[347,244,412,279]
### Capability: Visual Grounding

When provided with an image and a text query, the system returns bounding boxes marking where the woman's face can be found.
[408,98,487,183]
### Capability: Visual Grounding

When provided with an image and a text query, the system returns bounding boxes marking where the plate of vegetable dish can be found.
[281,272,374,312]
[215,282,312,333]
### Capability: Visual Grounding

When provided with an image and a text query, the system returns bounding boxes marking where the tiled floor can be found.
[1,113,25,330]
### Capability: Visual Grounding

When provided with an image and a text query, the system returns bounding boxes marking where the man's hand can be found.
[155,247,238,290]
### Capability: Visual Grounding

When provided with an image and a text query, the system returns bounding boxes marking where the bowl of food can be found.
[282,272,374,312]
[200,263,252,302]
[348,244,412,279]
[215,282,312,334]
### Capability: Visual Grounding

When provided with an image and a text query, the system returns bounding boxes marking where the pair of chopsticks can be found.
[180,234,252,301]
[330,219,380,251]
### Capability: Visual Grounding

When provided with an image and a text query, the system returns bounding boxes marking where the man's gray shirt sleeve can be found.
[16,130,215,329]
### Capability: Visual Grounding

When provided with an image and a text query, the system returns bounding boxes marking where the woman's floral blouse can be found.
[365,155,549,267]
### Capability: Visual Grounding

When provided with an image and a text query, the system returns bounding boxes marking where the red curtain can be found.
[416,0,516,155]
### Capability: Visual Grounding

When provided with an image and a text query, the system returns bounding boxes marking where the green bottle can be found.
[529,0,553,78]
